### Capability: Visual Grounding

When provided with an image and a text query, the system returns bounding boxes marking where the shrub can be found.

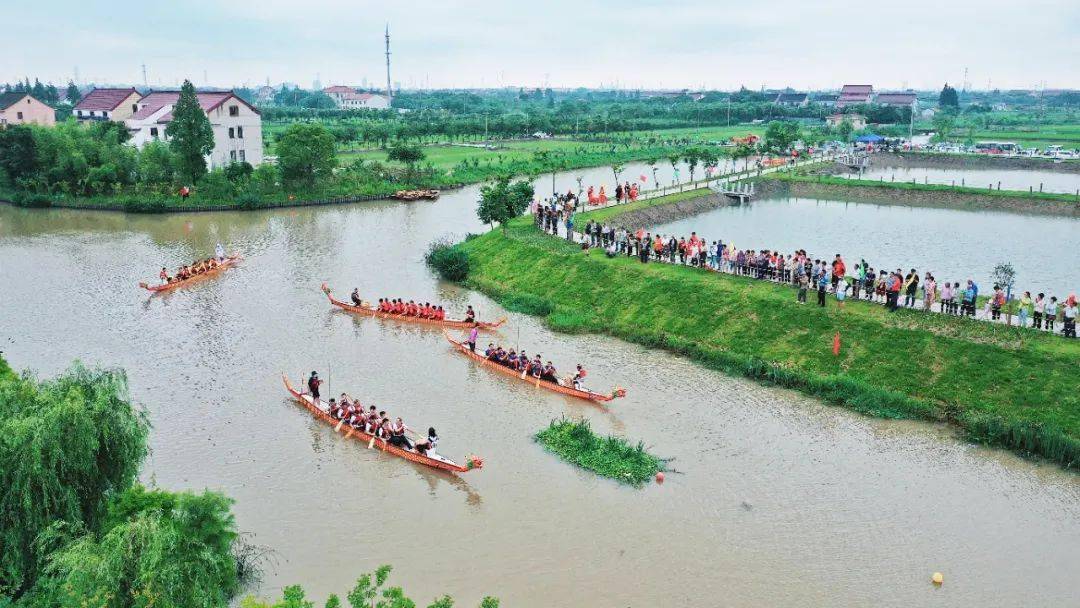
[425,239,470,282]
[11,192,52,208]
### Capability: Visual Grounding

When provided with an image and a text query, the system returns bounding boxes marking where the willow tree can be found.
[0,360,149,596]
[31,487,240,608]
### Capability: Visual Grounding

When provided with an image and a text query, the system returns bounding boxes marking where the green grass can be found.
[950,123,1080,149]
[535,418,663,486]
[774,173,1080,203]
[456,217,1080,470]
[338,138,618,169]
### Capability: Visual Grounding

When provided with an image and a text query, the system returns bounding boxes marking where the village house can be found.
[323,86,390,110]
[809,93,839,107]
[0,92,55,126]
[875,91,919,112]
[836,84,873,108]
[73,87,142,122]
[826,113,867,130]
[125,90,264,168]
[774,92,809,107]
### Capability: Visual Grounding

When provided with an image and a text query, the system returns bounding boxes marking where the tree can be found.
[31,486,240,608]
[276,123,337,185]
[387,142,426,180]
[931,110,957,143]
[167,80,214,183]
[0,125,39,183]
[611,162,625,188]
[476,176,533,233]
[682,148,706,182]
[0,362,149,596]
[836,118,854,143]
[939,83,959,108]
[763,120,800,153]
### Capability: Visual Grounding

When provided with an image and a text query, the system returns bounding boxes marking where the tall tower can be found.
[385,24,393,103]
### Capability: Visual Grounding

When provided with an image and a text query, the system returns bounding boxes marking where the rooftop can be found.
[74,87,139,111]
[0,91,29,111]
[130,90,257,122]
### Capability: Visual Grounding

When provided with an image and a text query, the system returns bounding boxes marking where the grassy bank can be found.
[455,217,1080,470]
[773,172,1080,204]
[535,418,663,486]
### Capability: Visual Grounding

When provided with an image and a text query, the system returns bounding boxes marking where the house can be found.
[809,93,839,107]
[826,113,867,130]
[876,92,919,112]
[323,86,390,110]
[254,85,276,104]
[774,92,808,107]
[73,87,142,122]
[0,92,55,126]
[837,84,873,108]
[125,90,263,169]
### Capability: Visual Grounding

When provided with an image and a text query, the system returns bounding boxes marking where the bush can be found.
[11,192,52,208]
[425,239,470,282]
[500,292,552,316]
[123,198,169,213]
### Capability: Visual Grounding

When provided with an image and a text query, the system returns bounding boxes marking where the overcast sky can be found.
[4,0,1077,91]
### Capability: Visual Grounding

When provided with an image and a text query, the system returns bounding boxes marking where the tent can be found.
[856,134,884,143]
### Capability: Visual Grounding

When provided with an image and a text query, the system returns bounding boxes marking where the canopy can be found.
[856,134,884,143]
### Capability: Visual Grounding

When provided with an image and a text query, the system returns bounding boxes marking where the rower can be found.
[464,306,476,323]
[507,350,518,368]
[328,398,342,419]
[436,306,445,320]
[572,364,587,389]
[389,417,413,449]
[484,343,496,359]
[351,288,362,306]
[530,355,543,378]
[364,406,379,433]
[215,243,226,261]
[415,427,439,456]
[307,371,322,404]
[542,361,558,383]
[327,397,338,418]
[159,267,170,285]
[378,416,392,440]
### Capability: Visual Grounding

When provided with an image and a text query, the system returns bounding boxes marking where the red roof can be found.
[840,84,873,95]
[129,91,258,122]
[877,92,917,104]
[74,88,139,111]
[323,86,355,94]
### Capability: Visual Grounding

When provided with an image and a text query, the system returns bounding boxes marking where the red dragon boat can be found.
[139,255,241,293]
[282,375,482,474]
[443,330,625,404]
[322,284,506,331]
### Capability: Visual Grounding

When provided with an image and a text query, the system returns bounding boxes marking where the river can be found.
[1,164,1078,607]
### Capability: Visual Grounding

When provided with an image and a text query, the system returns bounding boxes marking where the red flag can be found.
[640,174,648,183]
[832,332,841,356]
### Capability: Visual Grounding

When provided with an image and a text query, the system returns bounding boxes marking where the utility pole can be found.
[141,64,147,87]
[384,24,393,105]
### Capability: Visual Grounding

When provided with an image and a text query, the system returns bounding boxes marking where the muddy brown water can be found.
[1,166,1077,607]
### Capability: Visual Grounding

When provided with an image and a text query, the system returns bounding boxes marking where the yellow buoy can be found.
[931,572,944,585]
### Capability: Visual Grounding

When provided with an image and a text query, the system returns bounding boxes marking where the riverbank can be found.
[452,218,1080,470]
[761,173,1080,216]
[0,140,696,214]
[574,188,736,227]
[872,151,1080,173]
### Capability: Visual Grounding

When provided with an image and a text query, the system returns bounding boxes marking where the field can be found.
[950,123,1080,149]
[452,203,1080,470]
[338,138,622,169]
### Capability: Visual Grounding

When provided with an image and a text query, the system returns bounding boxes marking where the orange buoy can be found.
[655,471,665,484]
[931,572,943,585]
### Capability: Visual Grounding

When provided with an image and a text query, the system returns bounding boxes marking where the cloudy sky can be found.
[4,0,1077,91]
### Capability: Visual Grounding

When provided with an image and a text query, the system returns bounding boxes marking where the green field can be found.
[950,124,1080,149]
[338,138,621,169]
[450,200,1080,470]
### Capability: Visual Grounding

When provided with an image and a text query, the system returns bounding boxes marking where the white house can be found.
[125,90,264,169]
[323,86,390,110]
